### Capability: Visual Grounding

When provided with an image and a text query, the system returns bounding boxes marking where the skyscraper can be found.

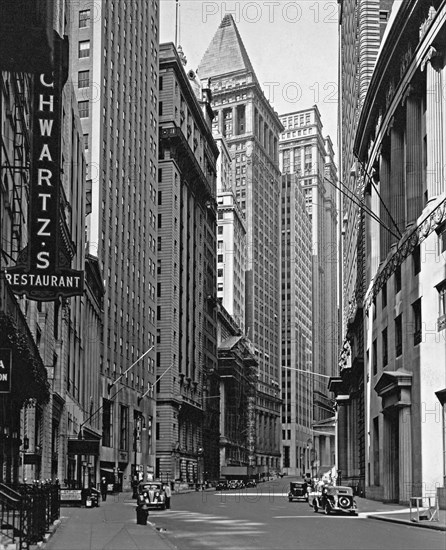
[279,107,337,476]
[157,43,219,484]
[333,0,395,494]
[198,14,283,476]
[69,0,160,490]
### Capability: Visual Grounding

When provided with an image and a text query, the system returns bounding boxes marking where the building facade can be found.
[215,135,247,332]
[157,43,219,485]
[279,108,338,476]
[217,305,257,480]
[0,0,104,491]
[352,0,446,504]
[198,14,283,476]
[69,0,159,490]
[333,0,395,494]
[279,172,313,477]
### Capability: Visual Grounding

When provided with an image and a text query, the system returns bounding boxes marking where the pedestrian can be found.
[164,483,172,509]
[100,477,108,501]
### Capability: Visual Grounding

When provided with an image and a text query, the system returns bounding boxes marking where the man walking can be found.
[164,483,172,509]
[100,477,108,502]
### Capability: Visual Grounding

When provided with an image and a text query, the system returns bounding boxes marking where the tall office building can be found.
[198,14,283,476]
[215,135,246,332]
[157,43,219,484]
[279,173,313,477]
[279,108,337,477]
[69,0,159,490]
[331,0,395,494]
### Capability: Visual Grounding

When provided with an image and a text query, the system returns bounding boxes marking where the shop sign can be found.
[60,489,82,501]
[0,349,12,393]
[5,34,84,301]
[67,439,100,456]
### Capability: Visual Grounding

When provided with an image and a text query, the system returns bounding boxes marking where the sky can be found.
[160,0,339,154]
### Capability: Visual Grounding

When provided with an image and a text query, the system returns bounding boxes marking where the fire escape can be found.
[1,72,31,268]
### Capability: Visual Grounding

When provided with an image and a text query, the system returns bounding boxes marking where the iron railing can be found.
[0,481,60,549]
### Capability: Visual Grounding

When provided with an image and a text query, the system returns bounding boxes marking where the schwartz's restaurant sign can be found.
[6,35,84,301]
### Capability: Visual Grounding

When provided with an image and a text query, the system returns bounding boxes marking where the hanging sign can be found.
[5,33,84,301]
[0,349,12,393]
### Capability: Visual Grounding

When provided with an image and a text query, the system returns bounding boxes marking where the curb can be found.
[367,514,446,532]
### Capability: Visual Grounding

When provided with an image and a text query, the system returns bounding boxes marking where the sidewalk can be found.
[40,491,176,550]
[357,496,446,531]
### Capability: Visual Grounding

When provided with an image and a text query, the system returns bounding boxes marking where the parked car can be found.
[288,480,308,502]
[137,481,166,510]
[216,479,228,491]
[245,479,257,488]
[227,480,239,490]
[309,485,357,515]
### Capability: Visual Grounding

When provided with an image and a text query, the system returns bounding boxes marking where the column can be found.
[399,407,412,504]
[218,109,223,135]
[382,415,392,501]
[390,121,406,236]
[405,89,423,224]
[379,147,392,261]
[424,49,444,200]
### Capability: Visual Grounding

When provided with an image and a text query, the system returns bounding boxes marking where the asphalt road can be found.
[149,481,445,550]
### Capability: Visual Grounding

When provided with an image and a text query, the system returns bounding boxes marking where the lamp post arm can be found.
[78,386,123,438]
[138,362,175,403]
[282,365,332,379]
[109,346,154,391]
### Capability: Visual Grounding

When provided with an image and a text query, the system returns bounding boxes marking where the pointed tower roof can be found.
[198,14,258,81]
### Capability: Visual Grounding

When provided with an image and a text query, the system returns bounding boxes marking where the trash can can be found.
[136,505,149,525]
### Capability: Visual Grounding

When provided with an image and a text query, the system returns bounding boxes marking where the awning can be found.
[100,467,123,474]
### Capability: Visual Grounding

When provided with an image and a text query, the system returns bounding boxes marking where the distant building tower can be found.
[215,135,247,332]
[198,14,283,477]
[157,43,219,483]
[279,172,313,477]
[279,107,338,430]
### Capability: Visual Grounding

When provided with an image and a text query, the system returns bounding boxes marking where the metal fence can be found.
[0,481,60,549]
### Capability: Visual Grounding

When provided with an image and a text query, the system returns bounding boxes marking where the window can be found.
[78,70,90,88]
[158,102,163,116]
[102,399,113,447]
[395,314,403,357]
[394,265,401,293]
[413,245,421,275]
[78,40,90,58]
[83,134,89,150]
[119,405,128,450]
[78,100,89,118]
[436,280,446,331]
[412,298,422,345]
[382,282,387,309]
[382,328,388,367]
[79,9,90,28]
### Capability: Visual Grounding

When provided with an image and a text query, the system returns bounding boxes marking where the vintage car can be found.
[137,481,166,510]
[216,479,228,491]
[309,485,357,515]
[288,480,308,502]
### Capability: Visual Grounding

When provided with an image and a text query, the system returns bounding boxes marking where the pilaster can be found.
[424,48,444,200]
[405,88,423,224]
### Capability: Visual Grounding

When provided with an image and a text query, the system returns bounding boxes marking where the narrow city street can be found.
[45,481,445,550]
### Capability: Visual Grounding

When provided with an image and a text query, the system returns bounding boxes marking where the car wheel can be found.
[313,501,318,513]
